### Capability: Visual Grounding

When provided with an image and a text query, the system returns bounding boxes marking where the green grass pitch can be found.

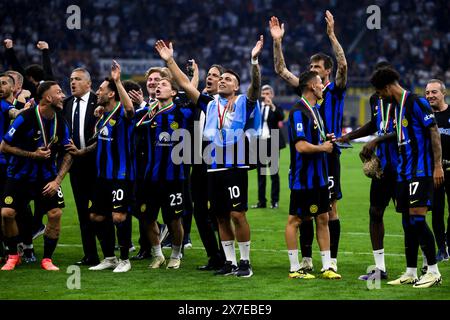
[0,143,449,300]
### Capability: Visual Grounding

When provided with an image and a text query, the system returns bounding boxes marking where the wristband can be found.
[251,57,259,65]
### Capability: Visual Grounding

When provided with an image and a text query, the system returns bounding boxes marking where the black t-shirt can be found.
[434,106,450,161]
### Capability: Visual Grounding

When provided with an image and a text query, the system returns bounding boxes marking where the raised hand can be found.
[4,39,13,49]
[155,40,174,62]
[251,35,264,59]
[128,89,144,105]
[269,16,285,40]
[111,60,121,82]
[36,41,49,50]
[325,10,335,36]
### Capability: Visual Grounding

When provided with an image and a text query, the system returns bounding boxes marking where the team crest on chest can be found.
[170,121,179,130]
[109,119,116,126]
[309,204,318,214]
[402,119,408,127]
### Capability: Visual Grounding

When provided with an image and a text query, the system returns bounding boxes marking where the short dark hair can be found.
[310,53,333,71]
[370,67,400,90]
[123,80,142,93]
[223,69,240,86]
[37,81,58,100]
[159,77,180,93]
[374,60,391,71]
[297,70,319,95]
[104,77,120,101]
[25,64,45,82]
[0,73,15,86]
[210,64,225,75]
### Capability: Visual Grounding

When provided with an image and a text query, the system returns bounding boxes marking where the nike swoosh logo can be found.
[400,279,412,284]
[175,210,183,214]
[314,125,318,129]
[410,200,419,204]
[233,203,241,208]
[58,201,64,205]
[113,205,121,209]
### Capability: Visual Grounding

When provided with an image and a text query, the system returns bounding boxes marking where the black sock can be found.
[402,212,419,268]
[299,220,313,258]
[329,219,341,259]
[410,215,437,266]
[95,219,115,258]
[43,236,58,259]
[116,220,131,260]
[5,235,20,255]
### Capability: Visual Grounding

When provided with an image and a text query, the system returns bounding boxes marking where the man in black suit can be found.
[63,67,99,265]
[252,85,286,209]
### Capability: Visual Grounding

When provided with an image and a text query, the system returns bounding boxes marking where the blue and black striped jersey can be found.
[318,82,346,139]
[288,102,328,190]
[395,92,436,182]
[96,105,136,181]
[0,99,15,165]
[369,94,398,171]
[136,103,193,182]
[3,107,70,182]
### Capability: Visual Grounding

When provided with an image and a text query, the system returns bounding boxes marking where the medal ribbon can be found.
[379,98,392,133]
[136,101,175,127]
[35,104,57,148]
[94,101,121,135]
[300,96,326,141]
[395,90,408,142]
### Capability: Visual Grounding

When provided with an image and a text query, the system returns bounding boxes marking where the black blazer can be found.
[63,91,98,144]
[262,104,286,149]
[62,91,98,172]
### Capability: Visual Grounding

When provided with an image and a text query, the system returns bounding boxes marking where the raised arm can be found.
[37,41,55,81]
[155,40,201,104]
[269,16,299,88]
[325,11,347,89]
[190,59,200,89]
[247,35,263,102]
[111,60,134,118]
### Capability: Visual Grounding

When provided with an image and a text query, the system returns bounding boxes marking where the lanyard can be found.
[35,105,57,148]
[217,97,233,131]
[300,96,326,141]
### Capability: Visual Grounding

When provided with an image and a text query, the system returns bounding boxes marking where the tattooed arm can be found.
[42,153,73,197]
[325,10,347,89]
[430,125,444,188]
[269,16,299,88]
[247,35,264,102]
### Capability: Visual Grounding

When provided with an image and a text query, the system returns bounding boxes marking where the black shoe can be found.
[235,259,253,278]
[130,249,151,260]
[75,256,100,266]
[214,261,238,276]
[251,203,266,209]
[23,249,37,264]
[197,257,224,271]
[270,202,279,209]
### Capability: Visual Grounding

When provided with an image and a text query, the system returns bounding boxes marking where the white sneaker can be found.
[299,257,313,272]
[113,259,131,273]
[167,257,181,269]
[387,272,418,285]
[89,257,119,271]
[149,255,166,269]
[413,272,442,288]
[330,260,338,272]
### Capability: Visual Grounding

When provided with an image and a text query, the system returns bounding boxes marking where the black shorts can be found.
[370,167,397,208]
[137,180,184,223]
[395,177,433,213]
[90,179,134,215]
[289,186,330,218]
[208,168,248,216]
[1,178,65,213]
[327,149,342,201]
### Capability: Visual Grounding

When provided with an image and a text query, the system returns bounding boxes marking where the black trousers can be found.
[70,158,98,260]
[191,163,223,260]
[256,138,280,205]
[432,171,450,249]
